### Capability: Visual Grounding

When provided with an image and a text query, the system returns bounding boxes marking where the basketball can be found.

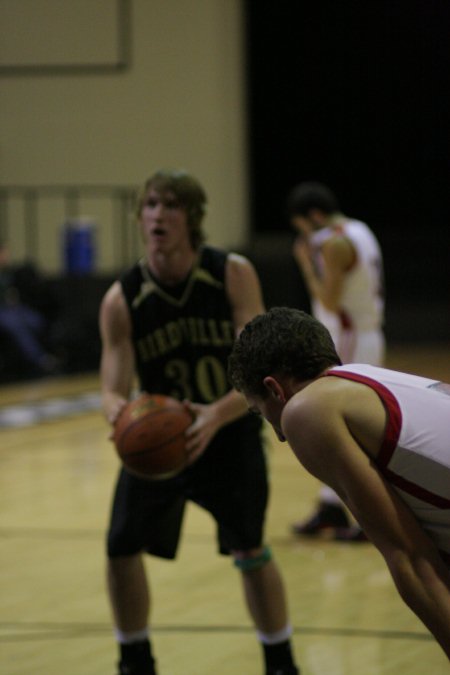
[113,393,193,480]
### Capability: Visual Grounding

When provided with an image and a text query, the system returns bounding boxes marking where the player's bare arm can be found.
[282,383,450,657]
[185,254,265,461]
[99,281,135,425]
[226,253,265,333]
[296,235,354,312]
[208,252,265,421]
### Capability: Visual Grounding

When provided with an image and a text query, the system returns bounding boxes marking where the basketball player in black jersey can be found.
[99,169,299,675]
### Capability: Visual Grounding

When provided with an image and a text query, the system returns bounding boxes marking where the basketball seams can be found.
[112,393,194,479]
[116,407,191,454]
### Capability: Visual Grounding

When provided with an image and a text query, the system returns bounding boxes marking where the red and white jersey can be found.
[310,219,384,364]
[326,364,450,566]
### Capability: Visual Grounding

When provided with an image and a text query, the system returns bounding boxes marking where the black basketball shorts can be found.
[107,421,269,559]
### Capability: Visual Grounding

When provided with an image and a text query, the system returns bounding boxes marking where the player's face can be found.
[246,394,286,442]
[140,189,191,253]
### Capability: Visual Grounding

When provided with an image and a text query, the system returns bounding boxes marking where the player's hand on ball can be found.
[105,394,128,438]
[183,401,221,464]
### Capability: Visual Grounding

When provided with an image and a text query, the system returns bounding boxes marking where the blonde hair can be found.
[136,169,207,249]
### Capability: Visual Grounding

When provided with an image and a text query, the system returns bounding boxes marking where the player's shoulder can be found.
[100,280,128,320]
[285,376,357,423]
[225,250,257,274]
[225,252,261,298]
[102,279,123,304]
[282,378,361,458]
[280,381,345,466]
[227,249,250,263]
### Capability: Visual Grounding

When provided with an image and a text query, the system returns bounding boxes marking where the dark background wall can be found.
[243,0,449,343]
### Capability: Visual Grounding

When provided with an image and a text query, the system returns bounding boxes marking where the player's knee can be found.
[232,545,272,573]
[107,553,143,580]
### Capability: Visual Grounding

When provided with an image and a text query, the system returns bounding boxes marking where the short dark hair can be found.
[136,169,207,249]
[287,181,339,218]
[228,307,341,397]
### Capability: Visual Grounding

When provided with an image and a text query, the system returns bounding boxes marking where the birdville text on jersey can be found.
[137,317,235,362]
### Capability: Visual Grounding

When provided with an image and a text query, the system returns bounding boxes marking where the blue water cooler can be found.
[63,220,96,275]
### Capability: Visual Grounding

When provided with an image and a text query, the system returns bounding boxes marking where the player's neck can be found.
[146,246,197,285]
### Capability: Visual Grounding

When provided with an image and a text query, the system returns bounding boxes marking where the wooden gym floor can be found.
[0,343,449,675]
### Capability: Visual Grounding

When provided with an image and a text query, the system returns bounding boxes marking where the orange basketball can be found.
[113,393,192,480]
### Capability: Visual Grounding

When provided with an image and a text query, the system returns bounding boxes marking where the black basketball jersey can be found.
[120,246,238,404]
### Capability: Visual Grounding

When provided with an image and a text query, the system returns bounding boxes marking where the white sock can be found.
[319,485,342,505]
[257,624,293,645]
[114,627,149,644]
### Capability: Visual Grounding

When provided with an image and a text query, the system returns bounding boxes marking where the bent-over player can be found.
[229,307,450,659]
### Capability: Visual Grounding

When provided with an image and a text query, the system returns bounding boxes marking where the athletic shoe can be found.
[117,659,157,675]
[291,502,350,536]
[334,524,368,542]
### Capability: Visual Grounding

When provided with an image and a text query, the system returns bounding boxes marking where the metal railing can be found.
[0,184,140,273]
